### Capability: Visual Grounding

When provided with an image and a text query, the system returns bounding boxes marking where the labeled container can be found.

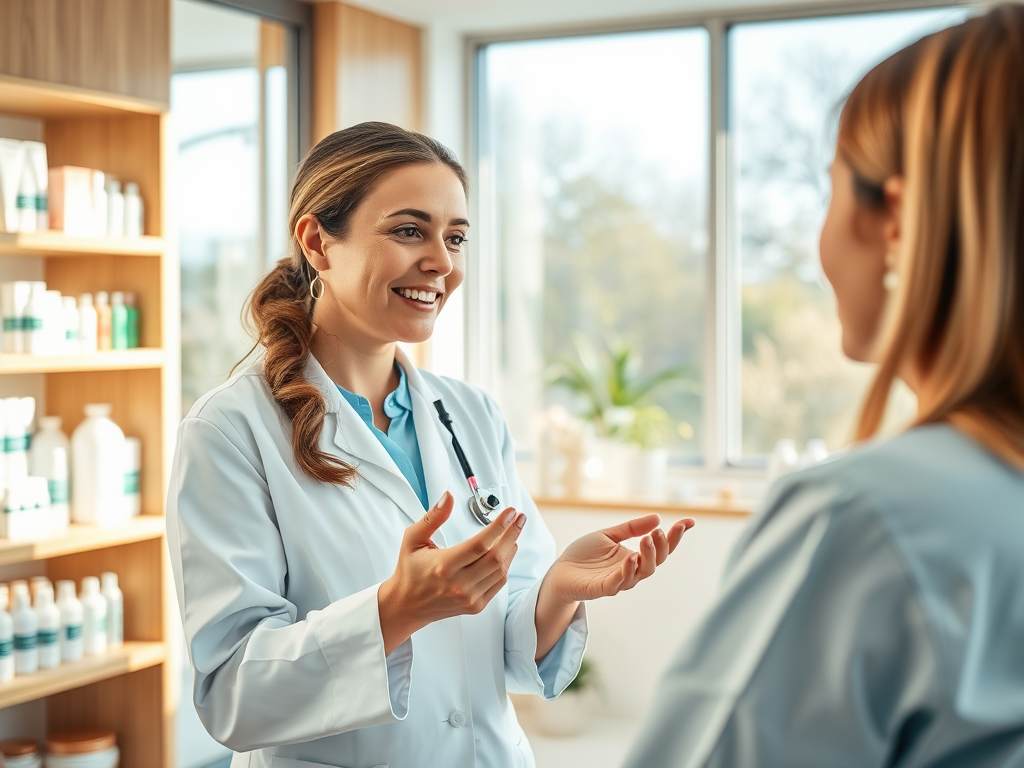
[2,281,32,353]
[62,296,80,354]
[3,396,35,487]
[0,139,26,234]
[71,405,126,527]
[100,573,123,649]
[23,282,46,354]
[30,416,70,535]
[0,739,42,768]
[56,580,84,663]
[124,293,139,349]
[11,586,38,675]
[80,577,107,657]
[110,293,127,350]
[123,181,143,238]
[45,729,119,768]
[0,584,14,682]
[77,294,98,354]
[23,141,49,232]
[35,583,61,669]
[122,438,140,517]
[105,179,123,239]
[94,293,111,352]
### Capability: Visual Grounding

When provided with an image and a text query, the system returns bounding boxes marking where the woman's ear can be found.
[295,214,331,272]
[882,175,905,257]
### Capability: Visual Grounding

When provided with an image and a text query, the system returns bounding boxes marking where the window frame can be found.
[465,0,966,472]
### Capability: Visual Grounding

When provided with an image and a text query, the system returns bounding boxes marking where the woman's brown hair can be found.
[242,122,469,485]
[840,4,1024,468]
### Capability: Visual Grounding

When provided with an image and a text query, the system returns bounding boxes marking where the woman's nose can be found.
[420,237,455,275]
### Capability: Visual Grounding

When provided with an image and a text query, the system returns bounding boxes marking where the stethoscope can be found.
[434,399,503,526]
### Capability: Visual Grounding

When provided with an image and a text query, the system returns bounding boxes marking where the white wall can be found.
[536,507,747,719]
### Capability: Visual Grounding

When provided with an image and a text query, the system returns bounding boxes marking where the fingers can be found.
[636,535,657,580]
[666,518,695,555]
[447,507,523,569]
[652,528,669,565]
[607,551,640,594]
[405,492,455,547]
[463,513,525,582]
[601,514,661,544]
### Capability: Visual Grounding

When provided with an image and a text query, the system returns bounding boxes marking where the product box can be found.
[48,165,101,236]
[0,138,26,234]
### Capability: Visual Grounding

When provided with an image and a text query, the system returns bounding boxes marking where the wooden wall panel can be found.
[313,2,422,143]
[0,0,170,105]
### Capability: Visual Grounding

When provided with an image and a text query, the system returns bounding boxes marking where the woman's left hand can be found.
[545,515,694,603]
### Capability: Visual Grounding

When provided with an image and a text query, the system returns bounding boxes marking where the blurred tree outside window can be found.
[730,9,966,458]
[481,30,709,460]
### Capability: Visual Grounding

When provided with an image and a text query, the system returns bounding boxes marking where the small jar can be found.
[0,739,42,768]
[44,730,118,768]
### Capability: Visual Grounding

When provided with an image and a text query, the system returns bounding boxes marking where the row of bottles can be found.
[1,282,141,356]
[0,574,123,681]
[1,398,142,540]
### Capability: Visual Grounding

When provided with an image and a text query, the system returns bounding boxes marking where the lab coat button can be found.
[449,710,467,728]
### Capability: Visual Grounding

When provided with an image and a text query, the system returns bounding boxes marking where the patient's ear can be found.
[882,176,904,257]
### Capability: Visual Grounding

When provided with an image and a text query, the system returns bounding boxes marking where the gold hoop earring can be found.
[310,272,325,300]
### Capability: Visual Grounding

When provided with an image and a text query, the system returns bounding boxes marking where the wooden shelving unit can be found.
[0,73,177,767]
[533,496,755,518]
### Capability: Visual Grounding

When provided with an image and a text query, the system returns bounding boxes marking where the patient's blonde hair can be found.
[841,4,1024,468]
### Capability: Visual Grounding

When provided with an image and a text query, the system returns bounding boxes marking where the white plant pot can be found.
[628,448,669,500]
[535,690,591,737]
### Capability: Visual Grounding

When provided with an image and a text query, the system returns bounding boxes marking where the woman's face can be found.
[305,162,469,347]
[818,156,898,363]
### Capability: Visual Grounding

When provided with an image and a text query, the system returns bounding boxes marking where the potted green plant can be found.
[536,657,601,737]
[547,334,696,498]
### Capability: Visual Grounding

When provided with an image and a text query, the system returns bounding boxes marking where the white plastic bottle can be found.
[30,416,70,534]
[23,281,46,354]
[0,584,14,682]
[34,582,61,669]
[43,289,63,355]
[56,579,84,662]
[80,576,107,657]
[71,404,126,526]
[62,295,80,354]
[12,585,38,674]
[123,437,141,517]
[123,182,143,237]
[100,572,123,648]
[78,293,98,354]
[105,179,124,238]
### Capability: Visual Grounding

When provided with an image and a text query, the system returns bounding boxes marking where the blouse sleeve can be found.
[167,415,412,752]
[622,473,940,768]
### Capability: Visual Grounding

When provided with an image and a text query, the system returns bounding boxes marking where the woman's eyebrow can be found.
[385,209,470,228]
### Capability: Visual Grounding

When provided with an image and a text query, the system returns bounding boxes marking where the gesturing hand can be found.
[545,515,694,604]
[378,491,526,654]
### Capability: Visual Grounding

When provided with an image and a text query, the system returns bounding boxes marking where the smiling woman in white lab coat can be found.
[167,122,692,768]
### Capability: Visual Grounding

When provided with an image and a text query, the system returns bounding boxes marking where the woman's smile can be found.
[392,285,443,309]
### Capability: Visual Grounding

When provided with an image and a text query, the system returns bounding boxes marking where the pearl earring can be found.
[883,253,899,291]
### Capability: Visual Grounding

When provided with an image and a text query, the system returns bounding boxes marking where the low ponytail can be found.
[239,122,469,486]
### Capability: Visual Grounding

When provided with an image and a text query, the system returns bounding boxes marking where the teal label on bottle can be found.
[23,317,43,331]
[3,317,18,331]
[14,634,37,651]
[124,471,140,496]
[97,617,108,635]
[4,435,30,452]
[0,640,11,658]
[37,629,58,646]
[15,194,34,209]
[48,479,69,505]
[66,329,77,340]
[65,625,82,641]
[36,195,47,212]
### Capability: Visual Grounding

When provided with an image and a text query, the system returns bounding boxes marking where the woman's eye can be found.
[448,234,466,248]
[395,226,419,238]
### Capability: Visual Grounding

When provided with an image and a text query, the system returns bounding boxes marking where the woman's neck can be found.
[311,326,400,405]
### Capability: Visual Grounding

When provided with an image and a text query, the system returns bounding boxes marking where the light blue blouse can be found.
[625,424,1024,768]
[336,364,429,510]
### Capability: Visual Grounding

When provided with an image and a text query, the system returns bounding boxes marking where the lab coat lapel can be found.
[301,354,424,526]
[398,349,451,511]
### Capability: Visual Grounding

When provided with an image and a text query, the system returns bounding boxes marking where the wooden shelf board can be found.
[0,349,165,374]
[0,641,166,709]
[0,516,165,566]
[0,232,164,257]
[533,496,755,518]
[0,74,165,119]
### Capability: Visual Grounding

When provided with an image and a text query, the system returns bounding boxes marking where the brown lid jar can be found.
[0,739,39,756]
[45,730,117,755]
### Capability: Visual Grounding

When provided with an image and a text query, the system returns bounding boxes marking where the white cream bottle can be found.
[56,580,84,662]
[12,585,38,674]
[0,584,14,682]
[35,582,61,669]
[101,572,123,648]
[80,576,107,657]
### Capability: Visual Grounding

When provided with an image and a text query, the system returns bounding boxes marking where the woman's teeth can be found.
[399,288,438,304]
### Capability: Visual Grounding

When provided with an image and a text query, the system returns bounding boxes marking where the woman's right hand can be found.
[378,491,526,654]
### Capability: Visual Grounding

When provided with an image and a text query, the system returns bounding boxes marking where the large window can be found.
[477,30,709,459]
[475,6,966,467]
[729,9,966,459]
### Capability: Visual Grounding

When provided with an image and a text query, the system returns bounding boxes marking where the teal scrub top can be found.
[336,364,428,510]
[625,423,1024,768]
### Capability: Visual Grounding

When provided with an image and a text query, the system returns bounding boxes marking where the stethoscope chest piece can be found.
[468,490,502,526]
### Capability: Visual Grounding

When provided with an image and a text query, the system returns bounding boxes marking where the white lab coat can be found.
[167,350,589,768]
